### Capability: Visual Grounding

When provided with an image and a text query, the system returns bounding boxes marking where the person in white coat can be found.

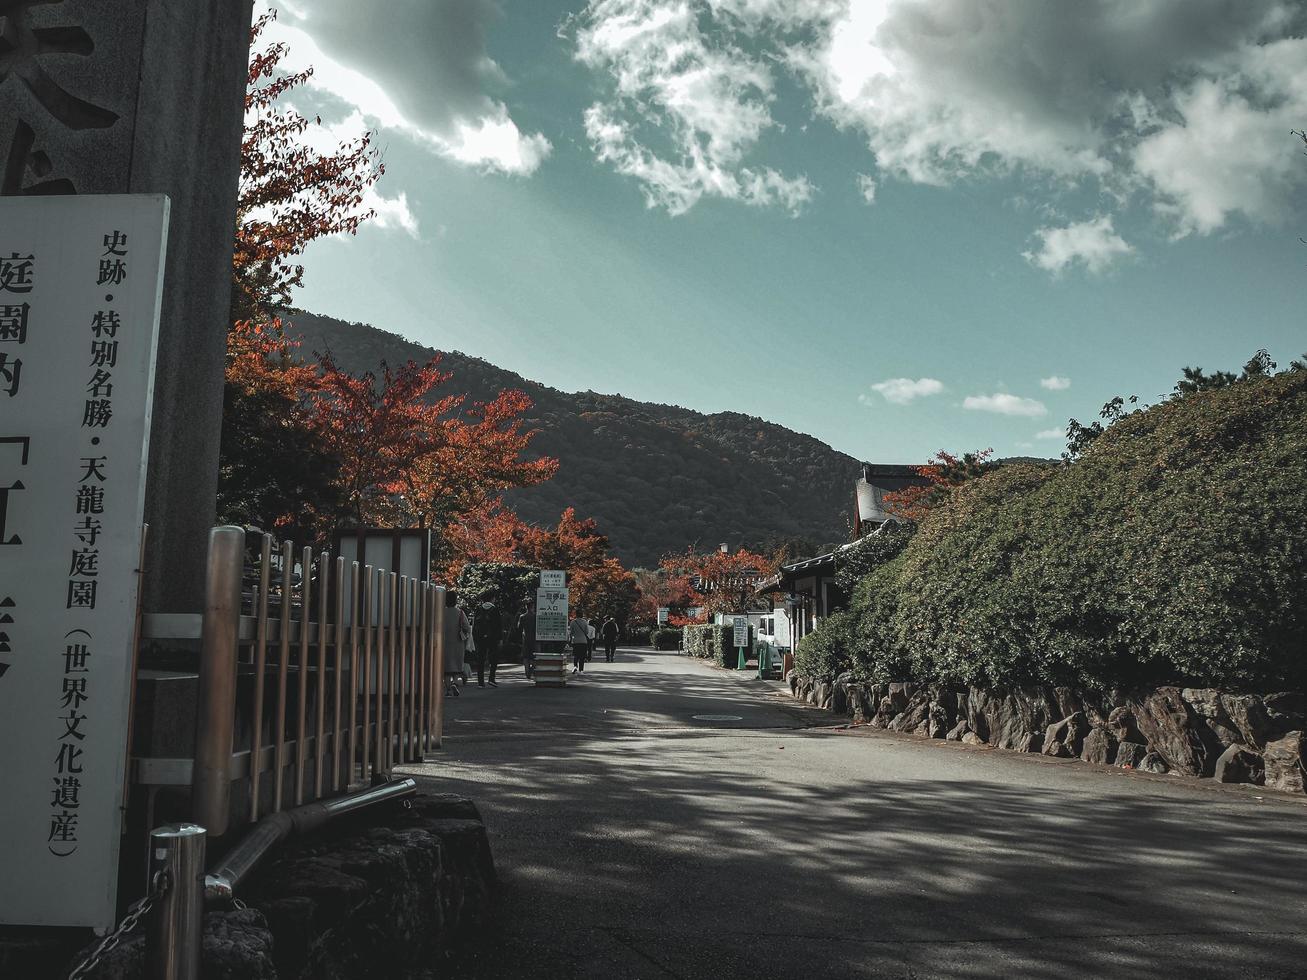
[568,616,590,673]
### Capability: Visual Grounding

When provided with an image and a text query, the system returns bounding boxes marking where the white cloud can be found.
[571,0,814,215]
[863,377,944,405]
[569,0,1307,241]
[1023,216,1133,275]
[856,173,877,204]
[963,393,1047,417]
[262,0,550,175]
[1035,427,1065,440]
[1039,375,1071,391]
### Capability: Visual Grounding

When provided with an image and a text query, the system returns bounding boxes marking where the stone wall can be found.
[789,674,1307,794]
[67,793,496,980]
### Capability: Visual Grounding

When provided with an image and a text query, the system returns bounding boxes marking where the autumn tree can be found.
[310,354,458,523]
[220,12,388,534]
[217,318,345,540]
[390,388,558,530]
[658,546,778,618]
[881,449,997,522]
[233,11,384,321]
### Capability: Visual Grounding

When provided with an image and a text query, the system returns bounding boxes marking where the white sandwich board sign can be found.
[536,570,568,641]
[0,195,169,928]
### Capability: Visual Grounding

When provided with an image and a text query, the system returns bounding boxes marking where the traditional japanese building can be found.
[755,463,928,651]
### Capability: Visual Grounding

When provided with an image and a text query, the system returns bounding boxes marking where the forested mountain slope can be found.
[289,310,861,566]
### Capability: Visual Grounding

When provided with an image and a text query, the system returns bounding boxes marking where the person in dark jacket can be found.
[601,617,619,662]
[516,599,537,679]
[472,601,502,687]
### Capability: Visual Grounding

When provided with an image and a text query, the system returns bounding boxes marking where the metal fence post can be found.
[146,823,206,980]
[192,526,244,837]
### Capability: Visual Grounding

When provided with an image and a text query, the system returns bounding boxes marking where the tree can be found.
[217,318,345,540]
[390,388,558,530]
[880,449,997,522]
[220,12,388,536]
[233,11,385,321]
[310,354,458,523]
[659,546,778,618]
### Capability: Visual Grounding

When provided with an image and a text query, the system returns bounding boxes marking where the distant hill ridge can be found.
[288,310,863,567]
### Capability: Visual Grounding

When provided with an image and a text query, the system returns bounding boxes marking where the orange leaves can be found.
[234,11,385,321]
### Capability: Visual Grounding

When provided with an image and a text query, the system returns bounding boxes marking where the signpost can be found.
[0,195,169,928]
[733,615,749,670]
[534,570,569,686]
[657,606,669,625]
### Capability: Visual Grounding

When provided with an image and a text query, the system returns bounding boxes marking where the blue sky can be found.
[266,0,1307,463]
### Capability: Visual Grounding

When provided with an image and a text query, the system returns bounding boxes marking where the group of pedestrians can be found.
[566,614,619,672]
[443,590,620,687]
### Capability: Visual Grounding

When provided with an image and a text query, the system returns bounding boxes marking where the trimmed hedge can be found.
[683,623,752,667]
[649,627,681,650]
[801,369,1307,691]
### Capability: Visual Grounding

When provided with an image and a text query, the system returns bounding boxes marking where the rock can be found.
[1114,742,1148,768]
[1263,732,1306,794]
[787,674,799,695]
[812,681,832,709]
[870,697,896,728]
[831,682,849,716]
[1203,719,1245,752]
[886,682,913,714]
[1107,706,1142,744]
[1042,711,1088,758]
[926,701,951,739]
[961,731,986,746]
[1013,731,1045,753]
[966,686,1059,752]
[1080,727,1119,765]
[1129,688,1208,776]
[1181,688,1224,719]
[1137,751,1170,774]
[946,719,971,741]
[851,685,877,724]
[889,689,932,733]
[1213,745,1265,785]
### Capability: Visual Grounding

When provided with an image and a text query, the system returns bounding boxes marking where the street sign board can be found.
[536,586,569,641]
[0,195,169,927]
[732,616,749,648]
[657,606,669,624]
[540,569,565,590]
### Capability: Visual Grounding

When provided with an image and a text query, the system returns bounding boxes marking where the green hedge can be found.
[649,627,681,650]
[799,369,1307,691]
[683,623,752,667]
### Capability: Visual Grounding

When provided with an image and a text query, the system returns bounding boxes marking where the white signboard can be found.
[732,616,749,648]
[657,606,669,625]
[0,195,169,928]
[540,569,565,590]
[536,586,569,642]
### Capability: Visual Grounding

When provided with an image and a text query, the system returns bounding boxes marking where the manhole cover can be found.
[692,714,743,722]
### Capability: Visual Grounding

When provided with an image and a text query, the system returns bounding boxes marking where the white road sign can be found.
[540,569,565,590]
[733,616,749,648]
[536,586,569,642]
[0,195,169,927]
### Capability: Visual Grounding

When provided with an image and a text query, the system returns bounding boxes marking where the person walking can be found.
[443,590,471,696]
[601,617,619,662]
[568,615,590,673]
[516,598,537,679]
[586,617,597,663]
[472,600,503,687]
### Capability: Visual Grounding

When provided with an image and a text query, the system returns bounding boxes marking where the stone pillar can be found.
[0,0,253,612]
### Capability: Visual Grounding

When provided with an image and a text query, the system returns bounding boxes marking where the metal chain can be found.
[66,871,168,980]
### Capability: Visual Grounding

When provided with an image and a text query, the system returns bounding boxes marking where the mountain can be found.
[287,310,863,567]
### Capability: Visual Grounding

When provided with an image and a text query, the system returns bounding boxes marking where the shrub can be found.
[890,369,1307,690]
[683,623,749,666]
[833,522,913,594]
[848,555,915,684]
[793,610,854,680]
[649,627,681,650]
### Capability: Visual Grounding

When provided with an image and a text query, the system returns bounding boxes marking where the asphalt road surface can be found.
[400,648,1307,979]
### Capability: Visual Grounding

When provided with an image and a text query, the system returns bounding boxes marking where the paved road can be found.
[401,649,1307,979]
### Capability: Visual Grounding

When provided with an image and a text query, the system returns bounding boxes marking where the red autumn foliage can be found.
[881,449,997,522]
[233,11,384,320]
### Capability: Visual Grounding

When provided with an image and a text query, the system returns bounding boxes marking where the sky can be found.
[264,0,1307,464]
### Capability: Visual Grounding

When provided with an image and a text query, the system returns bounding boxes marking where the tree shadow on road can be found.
[416,695,1307,980]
